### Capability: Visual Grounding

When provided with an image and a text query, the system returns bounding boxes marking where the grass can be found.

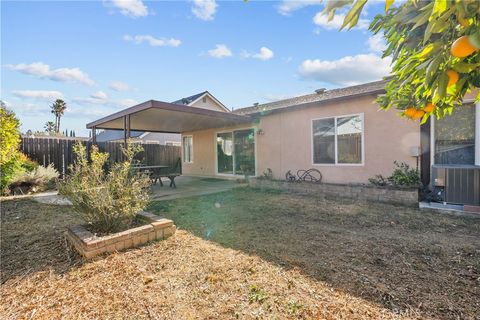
[147,188,480,319]
[1,187,479,319]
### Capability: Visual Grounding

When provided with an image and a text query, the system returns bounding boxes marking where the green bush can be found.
[369,161,420,188]
[9,164,58,194]
[0,104,22,194]
[389,161,421,187]
[59,142,150,235]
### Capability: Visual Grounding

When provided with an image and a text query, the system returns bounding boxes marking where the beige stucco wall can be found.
[182,94,421,184]
[189,95,227,112]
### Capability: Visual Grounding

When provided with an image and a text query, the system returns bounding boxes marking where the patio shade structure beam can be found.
[86,100,252,134]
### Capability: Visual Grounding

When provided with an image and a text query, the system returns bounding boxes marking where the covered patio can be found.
[86,100,251,144]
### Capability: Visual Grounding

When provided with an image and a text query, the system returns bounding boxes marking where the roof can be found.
[172,91,230,112]
[95,130,144,142]
[171,91,208,105]
[234,80,388,116]
[86,100,250,133]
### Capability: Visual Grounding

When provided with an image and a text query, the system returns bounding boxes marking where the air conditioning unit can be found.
[432,165,480,205]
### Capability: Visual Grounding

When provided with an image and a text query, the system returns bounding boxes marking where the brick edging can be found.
[66,211,176,259]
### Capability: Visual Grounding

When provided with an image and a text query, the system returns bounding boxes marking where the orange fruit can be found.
[446,70,459,87]
[404,107,416,118]
[450,35,478,58]
[423,102,436,113]
[412,109,425,120]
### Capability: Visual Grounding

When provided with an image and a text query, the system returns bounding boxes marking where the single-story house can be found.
[86,80,480,206]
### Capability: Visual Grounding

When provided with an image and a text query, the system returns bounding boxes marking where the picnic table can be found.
[132,164,180,188]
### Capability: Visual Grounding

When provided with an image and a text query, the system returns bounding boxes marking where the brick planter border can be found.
[66,211,176,259]
[249,178,418,207]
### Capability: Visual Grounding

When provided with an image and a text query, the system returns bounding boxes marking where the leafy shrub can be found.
[9,164,58,194]
[59,142,150,235]
[368,161,420,188]
[0,104,21,194]
[389,161,421,187]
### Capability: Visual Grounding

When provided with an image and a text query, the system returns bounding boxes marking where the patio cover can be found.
[86,100,251,134]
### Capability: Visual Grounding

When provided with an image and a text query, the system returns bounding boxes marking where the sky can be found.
[1,0,391,136]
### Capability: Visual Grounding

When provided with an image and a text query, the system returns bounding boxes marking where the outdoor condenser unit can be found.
[432,165,480,206]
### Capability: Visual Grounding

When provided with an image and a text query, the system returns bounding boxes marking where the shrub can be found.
[0,104,21,194]
[59,142,150,235]
[368,161,420,188]
[389,161,421,187]
[9,164,58,194]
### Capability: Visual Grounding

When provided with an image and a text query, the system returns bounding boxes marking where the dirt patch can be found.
[148,188,480,319]
[2,199,406,319]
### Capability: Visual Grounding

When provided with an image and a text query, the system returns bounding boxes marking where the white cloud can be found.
[277,0,322,15]
[207,44,232,58]
[73,92,138,108]
[8,102,50,115]
[110,0,148,17]
[192,0,217,21]
[313,12,369,30]
[242,47,274,61]
[298,54,392,86]
[109,81,130,91]
[91,91,108,100]
[12,90,64,101]
[123,34,181,47]
[7,62,94,86]
[367,33,387,53]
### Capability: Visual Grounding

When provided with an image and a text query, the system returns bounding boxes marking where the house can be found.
[92,91,228,146]
[86,80,480,206]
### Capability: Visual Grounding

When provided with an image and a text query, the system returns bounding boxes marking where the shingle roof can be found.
[233,80,388,115]
[171,91,208,105]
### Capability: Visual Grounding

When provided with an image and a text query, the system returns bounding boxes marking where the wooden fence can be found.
[20,137,181,177]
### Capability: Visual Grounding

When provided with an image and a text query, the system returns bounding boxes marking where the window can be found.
[434,104,475,165]
[182,136,193,163]
[312,114,363,165]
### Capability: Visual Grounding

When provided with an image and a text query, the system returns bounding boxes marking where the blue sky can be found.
[2,0,391,136]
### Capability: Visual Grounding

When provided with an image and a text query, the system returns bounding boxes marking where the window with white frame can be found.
[182,136,193,163]
[312,114,363,165]
[434,104,475,165]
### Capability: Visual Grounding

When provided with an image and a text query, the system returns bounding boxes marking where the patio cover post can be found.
[123,115,131,145]
[92,126,97,145]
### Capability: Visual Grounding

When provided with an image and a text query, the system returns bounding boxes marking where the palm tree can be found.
[50,99,67,133]
[44,121,56,134]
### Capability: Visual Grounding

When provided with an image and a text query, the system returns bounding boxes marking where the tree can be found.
[325,0,479,122]
[44,121,56,134]
[50,99,67,132]
[0,101,20,166]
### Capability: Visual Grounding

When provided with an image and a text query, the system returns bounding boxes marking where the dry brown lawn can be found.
[1,187,479,319]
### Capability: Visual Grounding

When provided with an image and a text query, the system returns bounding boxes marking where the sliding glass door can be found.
[216,132,233,174]
[216,128,255,176]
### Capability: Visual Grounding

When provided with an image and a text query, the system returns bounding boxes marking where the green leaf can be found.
[385,0,394,12]
[341,0,368,30]
[452,62,479,73]
[436,72,449,100]
[432,0,447,16]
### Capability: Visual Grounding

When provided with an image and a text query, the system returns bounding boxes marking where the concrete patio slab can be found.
[149,176,245,201]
